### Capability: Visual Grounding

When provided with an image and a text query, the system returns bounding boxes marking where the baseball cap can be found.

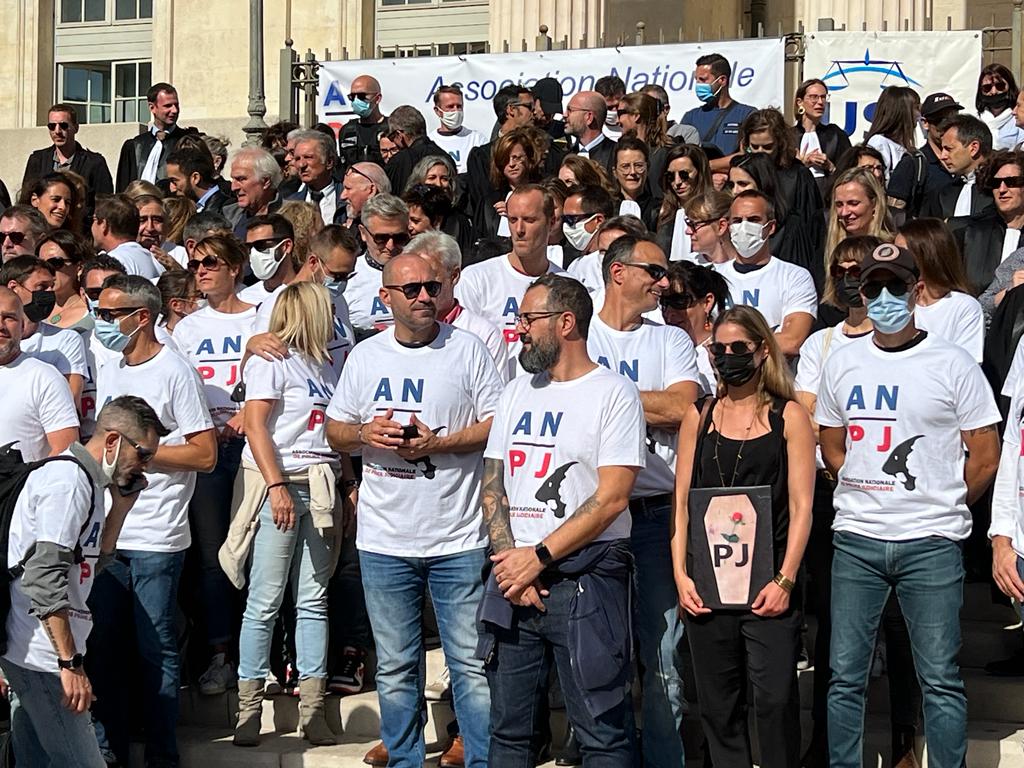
[532,77,564,117]
[860,243,920,283]
[920,92,964,119]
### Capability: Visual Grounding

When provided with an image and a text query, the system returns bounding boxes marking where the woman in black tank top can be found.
[671,305,816,768]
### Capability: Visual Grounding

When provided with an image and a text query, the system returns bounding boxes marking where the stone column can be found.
[243,0,269,145]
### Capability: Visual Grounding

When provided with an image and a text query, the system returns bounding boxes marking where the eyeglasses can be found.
[247,237,284,252]
[709,340,761,356]
[384,281,442,300]
[84,287,103,301]
[621,262,668,281]
[45,256,78,270]
[510,102,533,110]
[95,306,143,323]
[659,293,696,310]
[860,278,912,299]
[380,146,399,159]
[989,175,1024,190]
[685,218,716,232]
[347,91,377,101]
[858,163,885,175]
[187,255,224,273]
[565,105,591,114]
[802,93,828,103]
[115,431,155,463]
[617,162,648,174]
[561,212,596,227]
[830,263,862,279]
[664,169,694,182]
[514,310,564,328]
[981,81,1007,94]
[0,231,26,245]
[47,121,72,131]
[366,230,411,249]
[616,109,635,118]
[347,166,377,186]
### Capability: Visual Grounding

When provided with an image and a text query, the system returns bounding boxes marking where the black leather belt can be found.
[628,493,673,514]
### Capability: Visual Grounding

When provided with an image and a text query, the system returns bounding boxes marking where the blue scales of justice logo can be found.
[819,49,923,135]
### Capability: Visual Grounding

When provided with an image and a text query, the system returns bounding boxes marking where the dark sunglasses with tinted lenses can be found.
[367,231,411,248]
[47,121,72,131]
[623,262,668,281]
[384,281,442,300]
[830,263,862,279]
[117,431,155,463]
[860,278,911,299]
[989,175,1024,190]
[45,256,79,270]
[187,256,223,273]
[664,169,693,182]
[0,231,26,245]
[561,212,595,227]
[659,293,696,310]
[95,306,143,323]
[709,340,761,356]
[84,287,103,301]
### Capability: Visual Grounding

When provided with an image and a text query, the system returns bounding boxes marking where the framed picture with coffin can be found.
[687,485,774,610]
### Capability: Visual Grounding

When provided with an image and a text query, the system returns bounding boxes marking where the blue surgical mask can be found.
[324,277,347,298]
[866,287,913,334]
[351,97,373,118]
[695,80,721,104]
[86,296,100,315]
[93,310,142,352]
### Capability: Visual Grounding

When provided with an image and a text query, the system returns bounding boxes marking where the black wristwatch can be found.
[534,541,554,567]
[58,653,85,671]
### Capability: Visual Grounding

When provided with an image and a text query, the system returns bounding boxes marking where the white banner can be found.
[804,31,982,142]
[318,38,786,137]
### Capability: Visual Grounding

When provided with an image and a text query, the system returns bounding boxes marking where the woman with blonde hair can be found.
[279,200,326,264]
[673,304,815,768]
[824,167,893,286]
[656,144,713,259]
[232,281,353,748]
[162,196,196,246]
[681,190,738,265]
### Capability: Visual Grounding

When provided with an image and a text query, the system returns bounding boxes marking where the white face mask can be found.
[563,215,598,252]
[100,435,122,487]
[249,242,286,281]
[729,220,770,260]
[605,111,619,128]
[439,109,464,131]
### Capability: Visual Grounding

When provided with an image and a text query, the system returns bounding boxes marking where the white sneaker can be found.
[424,666,451,701]
[199,653,238,696]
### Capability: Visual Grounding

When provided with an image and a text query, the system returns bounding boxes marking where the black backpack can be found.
[904,148,929,220]
[0,443,95,655]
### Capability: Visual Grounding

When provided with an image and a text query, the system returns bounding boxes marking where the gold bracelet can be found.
[773,572,795,593]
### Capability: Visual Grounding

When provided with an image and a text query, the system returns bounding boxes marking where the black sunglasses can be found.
[830,263,862,279]
[685,218,715,232]
[96,306,144,323]
[990,175,1024,190]
[348,91,377,101]
[709,340,761,356]
[117,431,155,463]
[248,237,285,252]
[366,230,411,248]
[187,256,223,273]
[84,287,103,301]
[861,278,912,299]
[561,212,596,227]
[0,231,26,245]
[659,293,696,310]
[621,262,668,281]
[47,121,72,131]
[384,280,442,300]
[664,169,694,182]
[45,256,78,270]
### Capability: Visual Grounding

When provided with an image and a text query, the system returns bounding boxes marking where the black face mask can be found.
[23,290,56,323]
[713,350,760,386]
[837,276,863,308]
[981,92,1011,111]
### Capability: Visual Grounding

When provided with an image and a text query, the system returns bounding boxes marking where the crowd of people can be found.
[3,48,1024,768]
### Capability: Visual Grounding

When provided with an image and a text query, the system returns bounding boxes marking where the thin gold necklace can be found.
[712,400,759,487]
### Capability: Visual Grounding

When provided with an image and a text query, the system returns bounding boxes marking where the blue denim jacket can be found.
[476,539,633,717]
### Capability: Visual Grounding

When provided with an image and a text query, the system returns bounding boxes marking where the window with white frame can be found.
[58,59,151,124]
[114,61,152,122]
[115,0,153,20]
[59,0,152,25]
[60,0,106,23]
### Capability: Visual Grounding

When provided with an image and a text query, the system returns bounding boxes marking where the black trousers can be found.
[685,607,802,768]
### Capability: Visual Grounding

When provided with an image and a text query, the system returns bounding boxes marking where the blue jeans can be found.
[86,549,186,768]
[630,496,685,768]
[238,485,334,681]
[359,548,490,768]
[0,660,105,768]
[828,531,965,768]
[487,574,634,767]
[189,437,243,647]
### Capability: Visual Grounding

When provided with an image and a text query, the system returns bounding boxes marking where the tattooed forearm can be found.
[565,493,600,524]
[482,458,515,553]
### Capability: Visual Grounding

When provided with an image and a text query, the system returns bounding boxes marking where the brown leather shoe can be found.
[362,741,388,766]
[439,735,465,768]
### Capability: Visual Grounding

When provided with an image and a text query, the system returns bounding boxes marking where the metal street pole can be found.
[243,0,269,146]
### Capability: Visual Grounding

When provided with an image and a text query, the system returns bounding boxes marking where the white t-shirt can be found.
[567,251,604,294]
[97,346,214,552]
[344,256,393,333]
[326,324,503,557]
[451,305,509,384]
[255,284,354,377]
[485,365,646,546]
[669,211,694,261]
[172,305,258,429]
[242,352,339,473]
[107,241,161,279]
[695,342,716,396]
[816,333,1000,541]
[586,316,698,497]
[237,281,275,307]
[5,453,103,674]
[914,292,985,363]
[715,258,818,329]
[991,336,1024,555]
[0,354,79,461]
[80,332,120,439]
[866,134,907,182]
[455,254,565,376]
[794,323,872,397]
[20,323,88,377]
[428,127,488,174]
